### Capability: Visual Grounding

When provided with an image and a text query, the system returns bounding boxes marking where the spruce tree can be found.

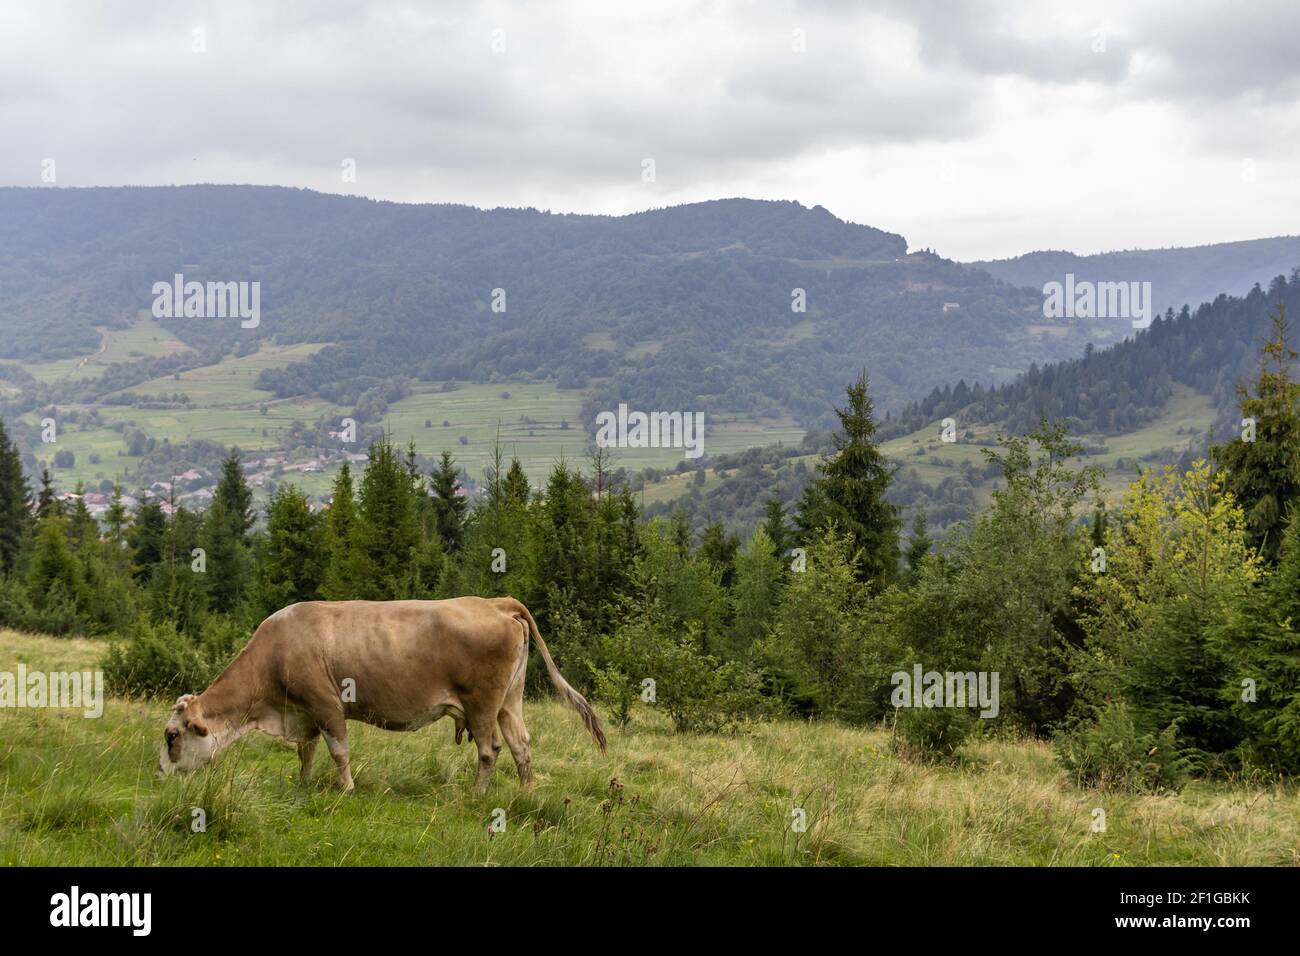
[129,498,167,583]
[429,451,467,552]
[903,510,933,578]
[36,468,60,520]
[322,461,362,599]
[795,372,900,587]
[356,437,420,599]
[1212,302,1300,563]
[0,418,30,576]
[503,457,531,506]
[761,497,789,560]
[257,484,325,615]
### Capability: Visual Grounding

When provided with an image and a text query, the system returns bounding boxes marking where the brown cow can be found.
[158,596,606,793]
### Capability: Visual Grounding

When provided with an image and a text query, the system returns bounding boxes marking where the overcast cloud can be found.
[2,0,1296,259]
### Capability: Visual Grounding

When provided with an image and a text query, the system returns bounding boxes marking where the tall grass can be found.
[1,631,1297,866]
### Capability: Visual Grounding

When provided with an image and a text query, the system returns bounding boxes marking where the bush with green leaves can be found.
[592,606,763,734]
[1054,701,1190,794]
[102,615,251,699]
[892,704,975,763]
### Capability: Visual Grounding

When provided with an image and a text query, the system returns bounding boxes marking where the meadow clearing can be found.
[1,630,1296,867]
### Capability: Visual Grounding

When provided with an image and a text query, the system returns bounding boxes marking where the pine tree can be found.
[103,483,132,575]
[26,512,83,614]
[503,457,531,506]
[429,451,467,552]
[257,484,325,615]
[1211,302,1300,563]
[1216,508,1300,772]
[699,520,739,588]
[356,437,421,599]
[213,453,256,539]
[795,372,900,587]
[904,510,933,575]
[129,498,167,583]
[0,418,30,576]
[761,497,789,560]
[202,493,250,614]
[36,468,59,520]
[322,461,362,599]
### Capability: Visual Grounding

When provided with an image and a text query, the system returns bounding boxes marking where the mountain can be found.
[969,236,1300,319]
[0,186,1114,432]
[644,272,1300,537]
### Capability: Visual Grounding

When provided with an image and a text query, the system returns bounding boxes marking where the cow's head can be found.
[159,694,218,775]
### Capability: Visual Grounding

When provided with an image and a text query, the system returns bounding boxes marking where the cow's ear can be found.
[188,716,210,738]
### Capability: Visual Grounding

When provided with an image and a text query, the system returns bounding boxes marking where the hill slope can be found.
[0,187,1114,432]
[2,630,1295,866]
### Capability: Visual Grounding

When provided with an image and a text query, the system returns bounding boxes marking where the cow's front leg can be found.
[296,735,319,786]
[322,728,354,793]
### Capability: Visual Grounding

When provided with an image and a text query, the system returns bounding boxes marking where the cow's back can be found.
[258,598,524,724]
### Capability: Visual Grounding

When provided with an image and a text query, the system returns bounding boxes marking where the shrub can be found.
[1054,701,1190,793]
[102,615,251,699]
[892,704,975,762]
[593,612,763,734]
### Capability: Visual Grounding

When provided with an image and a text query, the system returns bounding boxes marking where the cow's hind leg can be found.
[467,709,502,795]
[499,704,533,789]
[499,662,532,788]
[320,719,354,793]
[297,732,320,786]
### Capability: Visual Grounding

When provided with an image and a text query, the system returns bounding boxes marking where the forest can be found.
[1,296,1297,791]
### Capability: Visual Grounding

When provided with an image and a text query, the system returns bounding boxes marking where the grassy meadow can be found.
[2,630,1296,867]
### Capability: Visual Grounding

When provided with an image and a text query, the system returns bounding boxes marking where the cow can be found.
[158,596,606,793]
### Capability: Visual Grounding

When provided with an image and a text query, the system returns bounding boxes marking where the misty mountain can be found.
[969,236,1300,319]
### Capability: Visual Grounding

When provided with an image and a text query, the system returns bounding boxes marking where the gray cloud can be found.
[0,0,1296,258]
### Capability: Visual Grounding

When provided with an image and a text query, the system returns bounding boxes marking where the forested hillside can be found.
[889,273,1300,440]
[0,187,1113,431]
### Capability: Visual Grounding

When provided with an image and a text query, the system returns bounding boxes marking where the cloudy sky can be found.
[3,0,1297,260]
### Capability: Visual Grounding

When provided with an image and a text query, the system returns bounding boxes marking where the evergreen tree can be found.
[1211,302,1300,563]
[795,371,900,587]
[761,497,789,559]
[699,520,739,588]
[0,419,31,576]
[213,453,256,539]
[429,451,467,552]
[129,498,167,583]
[35,468,59,520]
[904,510,933,574]
[322,461,363,599]
[356,437,420,599]
[26,513,83,615]
[503,457,531,506]
[727,525,784,659]
[1216,508,1300,772]
[256,484,325,615]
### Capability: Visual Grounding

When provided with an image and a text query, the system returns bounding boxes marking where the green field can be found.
[883,385,1214,501]
[1,630,1296,866]
[15,315,192,384]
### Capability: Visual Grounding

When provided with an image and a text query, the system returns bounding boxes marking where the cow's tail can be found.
[513,602,607,752]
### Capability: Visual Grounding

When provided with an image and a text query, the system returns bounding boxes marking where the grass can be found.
[876,384,1217,511]
[16,315,192,384]
[1,629,1296,866]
